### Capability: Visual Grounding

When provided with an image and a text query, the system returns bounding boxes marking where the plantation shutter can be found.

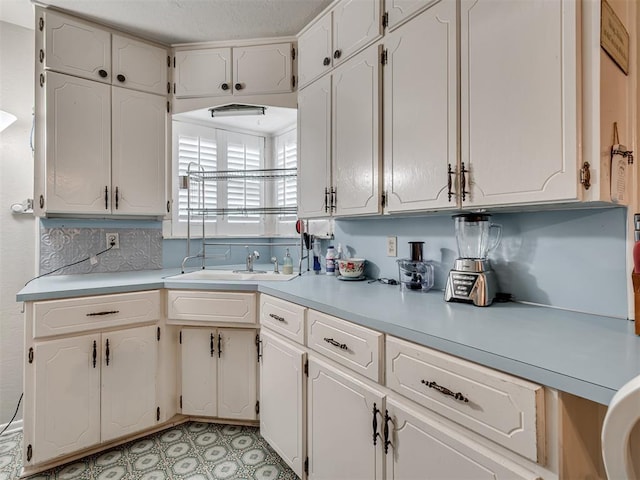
[276,129,297,219]
[177,131,217,223]
[226,132,263,223]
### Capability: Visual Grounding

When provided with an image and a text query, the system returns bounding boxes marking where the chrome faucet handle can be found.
[271,256,279,274]
[253,250,260,260]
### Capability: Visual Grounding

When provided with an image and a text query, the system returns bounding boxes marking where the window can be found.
[172,121,294,237]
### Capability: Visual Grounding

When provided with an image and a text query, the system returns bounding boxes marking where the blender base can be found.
[444,269,498,307]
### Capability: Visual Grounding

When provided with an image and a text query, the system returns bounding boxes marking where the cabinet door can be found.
[260,331,306,477]
[385,0,441,30]
[298,13,333,88]
[101,325,157,443]
[386,396,539,480]
[332,0,382,67]
[112,87,166,215]
[181,328,217,417]
[43,10,111,83]
[307,358,384,480]
[332,45,381,216]
[298,76,332,218]
[233,43,292,95]
[112,34,168,95]
[384,1,457,213]
[33,334,101,464]
[44,72,111,214]
[174,48,232,98]
[460,0,578,207]
[217,329,258,420]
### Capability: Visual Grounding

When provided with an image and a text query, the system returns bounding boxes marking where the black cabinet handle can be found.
[92,340,97,368]
[39,49,44,63]
[221,83,229,91]
[39,195,44,209]
[104,186,109,210]
[372,403,382,446]
[115,186,119,210]
[421,379,469,403]
[384,410,393,454]
[324,187,330,213]
[234,83,243,91]
[460,162,469,202]
[98,69,108,78]
[447,163,454,202]
[86,310,119,317]
[323,57,331,66]
[116,74,126,83]
[333,49,342,59]
[323,337,347,350]
[218,333,222,358]
[330,187,337,212]
[269,313,286,322]
[210,332,215,357]
[105,339,110,366]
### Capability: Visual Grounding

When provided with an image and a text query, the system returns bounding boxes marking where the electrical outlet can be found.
[106,233,120,249]
[387,236,397,257]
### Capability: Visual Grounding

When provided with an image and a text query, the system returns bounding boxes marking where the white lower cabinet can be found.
[307,357,385,480]
[385,396,539,480]
[180,327,258,421]
[259,329,306,477]
[31,325,158,464]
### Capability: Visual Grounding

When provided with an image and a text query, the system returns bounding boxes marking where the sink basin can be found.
[167,269,298,282]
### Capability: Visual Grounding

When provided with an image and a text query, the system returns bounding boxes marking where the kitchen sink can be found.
[166,269,298,282]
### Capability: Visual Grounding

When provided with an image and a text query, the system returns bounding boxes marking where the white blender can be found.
[444,213,501,306]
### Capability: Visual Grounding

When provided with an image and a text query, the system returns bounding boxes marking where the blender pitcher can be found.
[453,213,502,259]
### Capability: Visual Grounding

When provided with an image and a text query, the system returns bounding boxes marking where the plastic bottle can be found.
[312,238,322,274]
[326,245,336,275]
[282,248,293,274]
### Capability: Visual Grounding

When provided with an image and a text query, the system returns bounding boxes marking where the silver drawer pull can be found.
[324,337,348,350]
[269,313,286,322]
[421,379,469,403]
[86,310,120,317]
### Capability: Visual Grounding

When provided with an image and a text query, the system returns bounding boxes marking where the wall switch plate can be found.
[106,233,120,249]
[387,236,397,257]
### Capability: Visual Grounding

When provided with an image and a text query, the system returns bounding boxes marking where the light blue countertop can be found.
[17,268,640,406]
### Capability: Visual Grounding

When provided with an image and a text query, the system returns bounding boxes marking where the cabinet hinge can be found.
[292,46,296,60]
[156,407,160,421]
[304,360,308,377]
[167,82,170,94]
[256,334,262,362]
[167,101,171,113]
[381,191,387,208]
[167,55,171,67]
[304,457,308,475]
[157,327,161,341]
[173,83,176,95]
[382,12,389,29]
[28,347,34,364]
[292,75,296,89]
[580,161,591,190]
[255,400,260,415]
[179,331,182,344]
[167,200,171,213]
[180,395,183,409]
[381,49,388,65]
[173,56,176,68]
[27,444,33,462]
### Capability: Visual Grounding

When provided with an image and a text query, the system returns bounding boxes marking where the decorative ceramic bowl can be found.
[337,258,365,278]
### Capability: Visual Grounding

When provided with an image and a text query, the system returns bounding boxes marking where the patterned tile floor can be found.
[0,422,298,480]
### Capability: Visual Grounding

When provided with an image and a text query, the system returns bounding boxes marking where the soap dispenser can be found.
[282,248,294,274]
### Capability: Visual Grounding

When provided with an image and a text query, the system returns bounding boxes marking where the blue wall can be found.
[333,208,628,318]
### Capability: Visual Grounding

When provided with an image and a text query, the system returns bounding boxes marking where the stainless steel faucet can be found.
[246,248,260,272]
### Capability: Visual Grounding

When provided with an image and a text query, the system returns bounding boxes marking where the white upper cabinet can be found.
[383,1,457,213]
[111,87,167,215]
[111,34,168,95]
[384,0,442,31]
[44,72,111,215]
[460,0,578,208]
[173,43,293,98]
[41,9,167,95]
[298,0,382,88]
[174,48,232,98]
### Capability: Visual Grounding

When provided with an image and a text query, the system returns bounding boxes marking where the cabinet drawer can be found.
[307,310,382,382]
[33,290,161,339]
[386,336,545,463]
[167,290,256,325]
[259,295,306,344]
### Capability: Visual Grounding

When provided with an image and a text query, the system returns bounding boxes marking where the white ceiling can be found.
[0,0,332,45]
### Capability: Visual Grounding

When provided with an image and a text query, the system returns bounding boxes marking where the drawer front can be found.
[33,290,161,338]
[307,310,382,382]
[167,290,256,325]
[386,336,545,463]
[259,294,306,344]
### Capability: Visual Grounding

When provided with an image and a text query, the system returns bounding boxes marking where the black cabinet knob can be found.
[235,83,243,91]
[323,57,330,66]
[221,83,229,91]
[116,74,126,83]
[333,49,342,59]
[98,69,108,78]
